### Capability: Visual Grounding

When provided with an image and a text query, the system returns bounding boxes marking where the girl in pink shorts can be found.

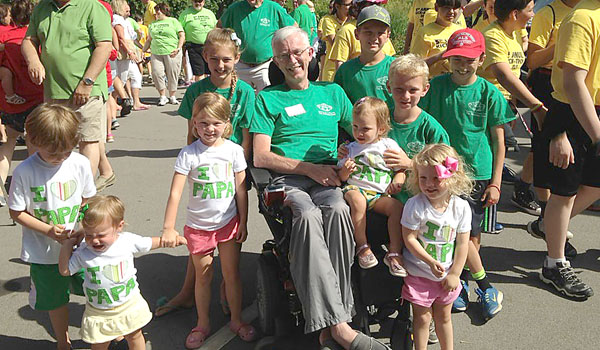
[160,92,256,349]
[400,144,472,350]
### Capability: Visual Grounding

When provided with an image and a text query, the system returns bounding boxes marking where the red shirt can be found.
[0,25,44,114]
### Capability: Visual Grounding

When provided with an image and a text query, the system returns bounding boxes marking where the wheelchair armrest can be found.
[248,165,274,192]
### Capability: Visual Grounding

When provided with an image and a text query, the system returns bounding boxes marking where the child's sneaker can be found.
[476,287,503,320]
[111,119,120,130]
[428,320,438,344]
[106,133,114,143]
[511,189,541,215]
[452,280,469,312]
[540,260,594,299]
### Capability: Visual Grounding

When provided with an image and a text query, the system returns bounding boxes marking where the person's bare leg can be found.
[191,253,213,330]
[112,77,128,100]
[520,153,534,184]
[125,79,133,100]
[79,141,100,177]
[161,256,196,309]
[569,185,600,218]
[0,126,21,184]
[544,194,575,259]
[466,235,484,273]
[0,67,18,97]
[90,341,110,350]
[218,240,243,325]
[0,124,6,143]
[98,141,113,179]
[48,305,71,350]
[124,329,146,350]
[432,303,453,350]
[411,304,432,350]
[132,88,148,110]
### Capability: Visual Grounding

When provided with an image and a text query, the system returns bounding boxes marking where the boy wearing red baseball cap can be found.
[418,28,515,320]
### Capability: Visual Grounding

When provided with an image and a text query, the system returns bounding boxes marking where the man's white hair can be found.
[271,26,310,52]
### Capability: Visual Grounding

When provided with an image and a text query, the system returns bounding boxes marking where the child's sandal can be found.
[5,94,25,105]
[229,321,257,342]
[185,326,210,349]
[356,243,378,269]
[384,252,408,277]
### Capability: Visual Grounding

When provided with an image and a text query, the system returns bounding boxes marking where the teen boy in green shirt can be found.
[334,5,394,107]
[419,28,515,321]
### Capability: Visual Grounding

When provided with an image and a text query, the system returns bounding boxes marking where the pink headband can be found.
[435,157,458,179]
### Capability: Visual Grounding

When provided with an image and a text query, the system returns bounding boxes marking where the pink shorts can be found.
[401,274,462,308]
[184,216,239,256]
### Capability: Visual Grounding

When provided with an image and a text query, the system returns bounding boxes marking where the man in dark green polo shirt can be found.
[22,0,113,187]
[218,0,296,91]
[251,26,391,350]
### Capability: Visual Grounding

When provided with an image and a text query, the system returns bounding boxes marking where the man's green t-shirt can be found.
[291,4,314,42]
[251,82,353,164]
[178,7,217,45]
[388,109,449,203]
[334,55,394,107]
[148,17,183,55]
[26,0,112,99]
[178,78,255,145]
[419,74,516,180]
[220,0,295,64]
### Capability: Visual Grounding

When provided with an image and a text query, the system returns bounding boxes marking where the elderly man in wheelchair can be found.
[250,26,412,350]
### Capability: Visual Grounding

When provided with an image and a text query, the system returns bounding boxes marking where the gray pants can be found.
[272,175,355,333]
[151,51,182,93]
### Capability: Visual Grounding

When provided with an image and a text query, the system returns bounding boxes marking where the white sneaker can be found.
[158,95,168,106]
[169,96,179,105]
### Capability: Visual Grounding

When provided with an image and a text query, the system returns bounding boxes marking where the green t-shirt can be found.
[220,0,295,64]
[251,82,353,164]
[419,74,516,180]
[178,7,217,45]
[178,78,255,145]
[148,17,183,55]
[388,109,450,203]
[333,55,394,107]
[26,0,112,99]
[128,17,140,32]
[291,4,314,42]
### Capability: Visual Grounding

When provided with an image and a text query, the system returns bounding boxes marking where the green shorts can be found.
[29,263,85,311]
[342,184,387,210]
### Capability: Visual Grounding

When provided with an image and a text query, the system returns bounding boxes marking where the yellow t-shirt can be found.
[143,0,157,26]
[139,23,151,58]
[423,9,467,28]
[479,21,526,99]
[551,0,600,105]
[410,21,463,77]
[319,14,347,82]
[325,20,396,82]
[529,0,575,69]
[473,18,528,46]
[409,0,436,48]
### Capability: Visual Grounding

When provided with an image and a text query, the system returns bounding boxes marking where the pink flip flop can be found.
[229,322,257,342]
[185,326,210,349]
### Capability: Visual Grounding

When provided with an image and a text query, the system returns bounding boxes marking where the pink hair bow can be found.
[435,157,458,179]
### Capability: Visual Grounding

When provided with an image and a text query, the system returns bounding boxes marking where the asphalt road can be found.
[1,86,599,350]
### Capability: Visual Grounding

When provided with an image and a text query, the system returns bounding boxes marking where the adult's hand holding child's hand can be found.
[384,148,411,171]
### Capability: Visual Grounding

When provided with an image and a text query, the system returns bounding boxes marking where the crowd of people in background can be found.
[1,0,599,349]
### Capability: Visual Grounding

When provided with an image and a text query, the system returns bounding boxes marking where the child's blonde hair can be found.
[388,54,429,87]
[191,92,233,139]
[407,144,473,197]
[353,97,391,137]
[204,28,241,102]
[25,103,80,153]
[82,195,125,229]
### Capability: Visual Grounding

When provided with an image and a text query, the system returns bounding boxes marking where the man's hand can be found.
[73,80,93,105]
[337,142,349,159]
[549,132,574,169]
[384,148,411,171]
[307,164,341,187]
[170,48,180,58]
[28,60,45,85]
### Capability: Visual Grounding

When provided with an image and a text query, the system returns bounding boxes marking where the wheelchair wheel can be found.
[256,253,283,336]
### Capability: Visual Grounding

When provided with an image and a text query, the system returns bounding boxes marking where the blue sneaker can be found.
[452,280,469,312]
[476,287,503,320]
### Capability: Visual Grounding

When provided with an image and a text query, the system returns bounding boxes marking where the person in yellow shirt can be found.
[326,0,395,81]
[472,0,528,51]
[319,0,352,81]
[480,0,548,219]
[403,0,483,54]
[141,0,156,26]
[410,0,464,77]
[535,0,600,300]
[525,0,580,242]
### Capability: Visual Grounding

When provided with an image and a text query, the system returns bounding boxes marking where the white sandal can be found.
[6,94,25,105]
[384,252,408,277]
[356,244,378,269]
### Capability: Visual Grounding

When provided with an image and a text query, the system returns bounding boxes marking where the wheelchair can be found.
[249,165,413,350]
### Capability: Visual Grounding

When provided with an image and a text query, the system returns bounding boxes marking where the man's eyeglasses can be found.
[274,47,310,61]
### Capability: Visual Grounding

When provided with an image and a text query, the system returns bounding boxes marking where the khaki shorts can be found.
[47,96,107,142]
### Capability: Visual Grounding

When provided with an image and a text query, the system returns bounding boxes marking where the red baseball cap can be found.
[442,28,485,59]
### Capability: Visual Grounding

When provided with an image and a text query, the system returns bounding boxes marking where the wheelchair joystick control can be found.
[264,183,286,207]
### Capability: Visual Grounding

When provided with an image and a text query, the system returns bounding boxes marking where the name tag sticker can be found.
[285,104,306,117]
